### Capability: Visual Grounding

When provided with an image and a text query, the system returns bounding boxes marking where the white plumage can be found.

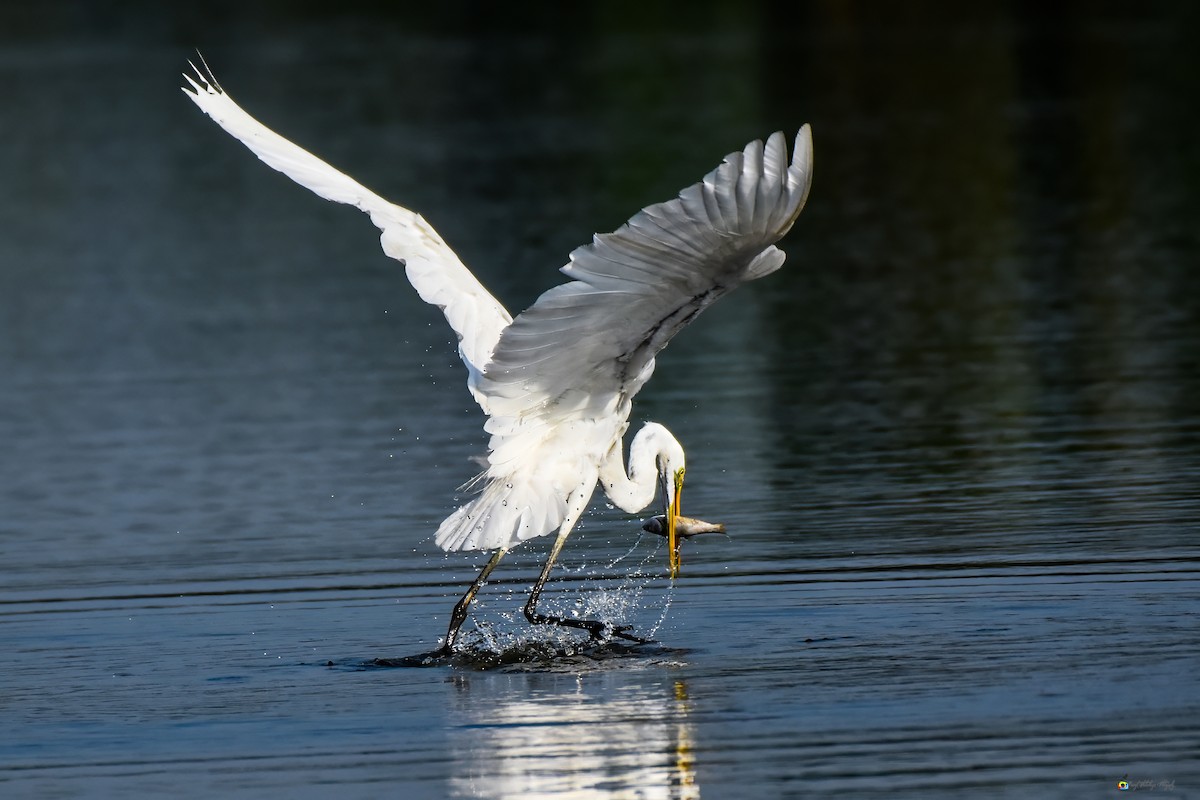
[183,59,812,649]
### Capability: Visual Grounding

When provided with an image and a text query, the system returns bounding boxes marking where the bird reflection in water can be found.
[447,675,701,799]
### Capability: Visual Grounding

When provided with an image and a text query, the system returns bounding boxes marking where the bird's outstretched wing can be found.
[435,128,813,551]
[484,127,812,428]
[181,62,512,411]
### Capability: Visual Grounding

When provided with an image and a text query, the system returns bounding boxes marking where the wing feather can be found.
[735,138,763,231]
[181,62,512,412]
[485,126,813,410]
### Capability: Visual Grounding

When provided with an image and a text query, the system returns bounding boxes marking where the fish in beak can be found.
[641,515,727,538]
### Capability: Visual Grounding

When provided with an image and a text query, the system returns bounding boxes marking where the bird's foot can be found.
[586,622,654,645]
[606,624,655,645]
[527,612,653,646]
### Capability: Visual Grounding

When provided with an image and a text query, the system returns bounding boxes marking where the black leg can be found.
[440,547,507,655]
[523,524,652,645]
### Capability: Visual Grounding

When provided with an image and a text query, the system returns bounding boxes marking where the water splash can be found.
[365,541,679,671]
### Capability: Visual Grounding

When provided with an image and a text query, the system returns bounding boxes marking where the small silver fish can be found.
[641,515,727,538]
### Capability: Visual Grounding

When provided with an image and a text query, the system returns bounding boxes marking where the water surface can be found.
[2,3,1198,798]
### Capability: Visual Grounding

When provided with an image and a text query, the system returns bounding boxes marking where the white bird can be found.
[182,60,813,654]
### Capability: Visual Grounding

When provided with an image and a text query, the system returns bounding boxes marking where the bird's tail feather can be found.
[434,472,580,552]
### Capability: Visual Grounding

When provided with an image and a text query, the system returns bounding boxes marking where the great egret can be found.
[183,61,813,653]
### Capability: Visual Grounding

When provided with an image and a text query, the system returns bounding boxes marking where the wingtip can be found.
[183,50,224,96]
[181,70,203,96]
[793,124,813,170]
[790,124,814,205]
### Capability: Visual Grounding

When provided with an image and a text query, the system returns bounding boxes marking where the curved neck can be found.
[598,422,685,514]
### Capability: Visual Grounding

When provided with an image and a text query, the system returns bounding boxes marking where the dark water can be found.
[2,3,1199,798]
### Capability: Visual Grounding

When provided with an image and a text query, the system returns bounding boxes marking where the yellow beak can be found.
[667,469,683,578]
